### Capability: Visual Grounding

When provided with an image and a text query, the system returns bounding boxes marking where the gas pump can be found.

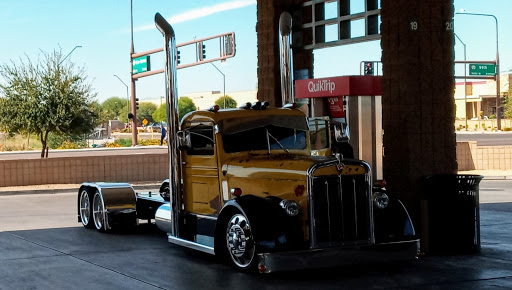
[295,75,383,180]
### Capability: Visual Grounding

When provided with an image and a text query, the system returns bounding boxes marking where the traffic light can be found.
[364,62,374,75]
[135,98,139,110]
[127,112,134,120]
[225,34,234,56]
[176,50,181,64]
[198,42,206,61]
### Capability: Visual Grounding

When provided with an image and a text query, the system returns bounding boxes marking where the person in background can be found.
[160,124,167,146]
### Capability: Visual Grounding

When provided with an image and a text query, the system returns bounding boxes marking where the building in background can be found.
[143,90,258,110]
[454,73,511,120]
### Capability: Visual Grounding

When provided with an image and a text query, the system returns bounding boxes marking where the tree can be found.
[504,88,512,119]
[101,96,128,122]
[137,102,157,124]
[178,96,196,119]
[152,104,167,123]
[89,100,105,127]
[0,49,96,157]
[215,95,237,109]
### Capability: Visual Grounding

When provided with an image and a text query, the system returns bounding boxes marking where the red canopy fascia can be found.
[294,75,382,99]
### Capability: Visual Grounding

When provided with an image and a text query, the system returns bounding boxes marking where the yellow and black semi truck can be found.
[76,13,418,273]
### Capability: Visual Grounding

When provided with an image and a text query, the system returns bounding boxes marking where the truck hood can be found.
[222,154,329,181]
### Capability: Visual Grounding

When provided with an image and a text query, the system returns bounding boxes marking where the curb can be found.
[0,183,162,197]
[481,175,512,180]
[1,176,509,197]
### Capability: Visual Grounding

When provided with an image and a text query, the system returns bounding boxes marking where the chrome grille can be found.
[310,173,372,248]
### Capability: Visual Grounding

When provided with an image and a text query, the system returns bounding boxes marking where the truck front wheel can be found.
[225,211,256,270]
[79,189,93,228]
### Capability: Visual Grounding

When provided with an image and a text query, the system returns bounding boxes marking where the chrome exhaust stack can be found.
[279,12,294,106]
[155,13,181,238]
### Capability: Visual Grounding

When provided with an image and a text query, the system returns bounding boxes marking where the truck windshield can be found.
[221,115,308,153]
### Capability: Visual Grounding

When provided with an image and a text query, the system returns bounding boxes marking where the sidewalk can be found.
[0,181,162,196]
[458,169,512,180]
[1,170,510,196]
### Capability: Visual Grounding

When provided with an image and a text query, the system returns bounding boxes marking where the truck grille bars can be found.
[308,162,373,248]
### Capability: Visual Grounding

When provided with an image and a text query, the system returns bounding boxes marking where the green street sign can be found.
[469,63,495,76]
[132,56,151,74]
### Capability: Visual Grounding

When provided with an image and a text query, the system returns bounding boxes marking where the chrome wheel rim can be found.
[160,183,170,201]
[92,193,105,230]
[79,190,90,226]
[226,214,255,268]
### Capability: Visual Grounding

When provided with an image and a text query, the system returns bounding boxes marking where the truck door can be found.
[182,121,221,215]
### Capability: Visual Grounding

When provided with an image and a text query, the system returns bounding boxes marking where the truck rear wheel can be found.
[79,189,94,228]
[225,211,256,271]
[92,191,106,231]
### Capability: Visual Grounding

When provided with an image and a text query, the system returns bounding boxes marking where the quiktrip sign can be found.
[294,75,382,99]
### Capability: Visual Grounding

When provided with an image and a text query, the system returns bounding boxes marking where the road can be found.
[456,131,512,146]
[1,180,512,289]
[0,146,168,160]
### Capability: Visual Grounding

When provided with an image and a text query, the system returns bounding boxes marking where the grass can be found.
[0,134,42,151]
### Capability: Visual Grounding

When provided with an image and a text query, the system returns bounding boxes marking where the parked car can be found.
[148,122,166,133]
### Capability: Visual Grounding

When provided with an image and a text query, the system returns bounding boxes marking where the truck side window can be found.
[309,119,330,150]
[186,123,214,156]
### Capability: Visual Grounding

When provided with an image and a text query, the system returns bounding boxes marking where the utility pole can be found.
[130,0,138,145]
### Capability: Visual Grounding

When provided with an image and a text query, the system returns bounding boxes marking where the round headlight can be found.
[373,192,389,209]
[279,200,299,216]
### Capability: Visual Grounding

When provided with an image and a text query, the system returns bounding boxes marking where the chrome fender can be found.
[78,182,137,231]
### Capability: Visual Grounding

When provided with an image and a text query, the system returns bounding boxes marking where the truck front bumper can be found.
[257,239,420,273]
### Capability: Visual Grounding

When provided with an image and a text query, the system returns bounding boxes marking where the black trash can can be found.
[424,174,483,254]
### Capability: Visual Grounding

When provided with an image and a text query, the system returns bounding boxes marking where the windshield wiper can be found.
[266,128,289,154]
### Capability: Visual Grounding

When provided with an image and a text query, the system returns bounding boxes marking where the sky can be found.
[1,0,511,104]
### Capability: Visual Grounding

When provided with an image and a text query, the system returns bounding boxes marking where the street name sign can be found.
[469,63,495,76]
[133,56,151,74]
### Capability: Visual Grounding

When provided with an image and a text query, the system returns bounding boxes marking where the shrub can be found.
[503,127,512,131]
[57,141,79,149]
[105,142,121,148]
[489,114,496,119]
[115,138,132,147]
[139,139,166,146]
[48,134,86,149]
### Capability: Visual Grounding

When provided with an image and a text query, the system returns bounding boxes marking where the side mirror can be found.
[177,131,191,150]
[333,122,350,142]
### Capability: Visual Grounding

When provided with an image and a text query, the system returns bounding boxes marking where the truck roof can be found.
[181,106,307,125]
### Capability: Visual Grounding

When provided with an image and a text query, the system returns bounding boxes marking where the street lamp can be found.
[210,62,226,108]
[456,12,501,130]
[113,75,130,114]
[454,33,468,131]
[60,45,82,64]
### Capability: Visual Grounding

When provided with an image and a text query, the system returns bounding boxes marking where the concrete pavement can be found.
[1,179,512,288]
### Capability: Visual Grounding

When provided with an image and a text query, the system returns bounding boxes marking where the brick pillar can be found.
[257,0,312,107]
[381,0,457,229]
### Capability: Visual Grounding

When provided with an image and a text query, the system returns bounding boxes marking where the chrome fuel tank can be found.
[155,203,173,233]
